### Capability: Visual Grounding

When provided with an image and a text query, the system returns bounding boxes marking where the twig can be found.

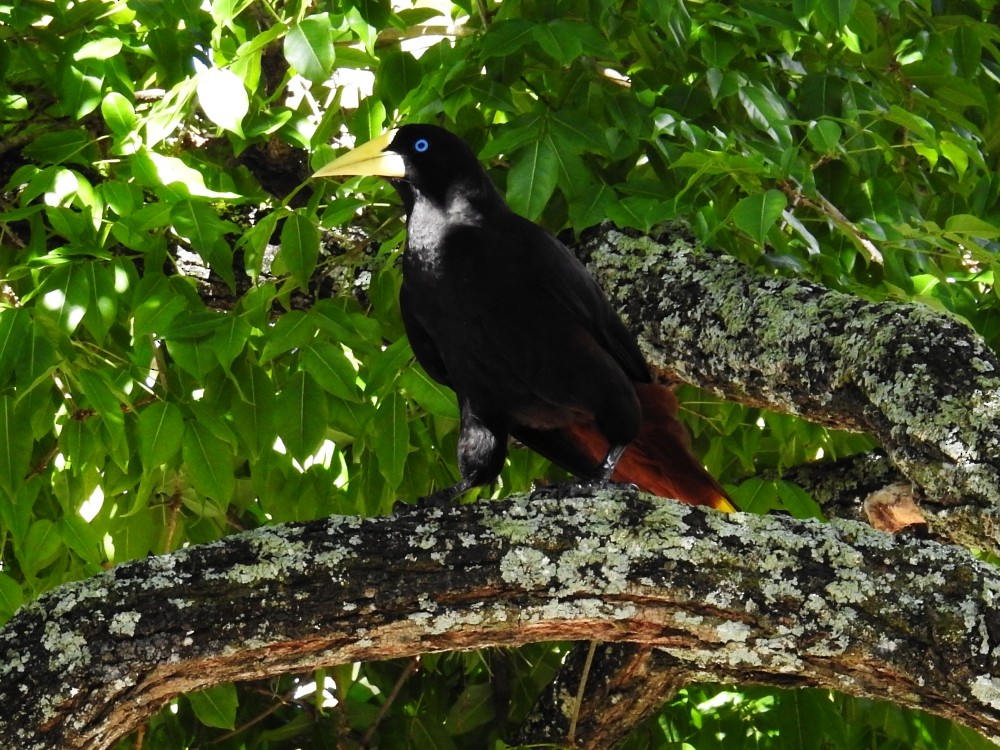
[567,640,598,746]
[362,658,420,747]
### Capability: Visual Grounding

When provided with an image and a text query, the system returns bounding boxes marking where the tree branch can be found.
[3,492,1000,749]
[581,224,1000,551]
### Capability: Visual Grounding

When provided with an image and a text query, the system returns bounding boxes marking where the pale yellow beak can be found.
[312,129,405,179]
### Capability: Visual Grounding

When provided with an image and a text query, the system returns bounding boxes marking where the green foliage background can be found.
[1,0,998,746]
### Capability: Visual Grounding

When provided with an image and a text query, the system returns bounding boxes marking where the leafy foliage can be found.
[1,0,998,746]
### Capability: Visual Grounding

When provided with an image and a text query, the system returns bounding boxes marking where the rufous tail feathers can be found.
[566,382,735,512]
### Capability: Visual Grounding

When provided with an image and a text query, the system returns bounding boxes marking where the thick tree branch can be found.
[3,492,1000,749]
[581,225,1000,550]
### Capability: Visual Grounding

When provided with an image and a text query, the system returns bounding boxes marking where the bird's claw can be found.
[529,479,639,502]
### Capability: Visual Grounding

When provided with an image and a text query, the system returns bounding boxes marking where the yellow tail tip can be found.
[713,496,738,513]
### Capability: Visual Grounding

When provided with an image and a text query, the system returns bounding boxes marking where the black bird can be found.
[314,124,733,511]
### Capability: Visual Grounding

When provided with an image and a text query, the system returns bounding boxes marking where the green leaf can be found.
[38,263,90,334]
[818,0,856,28]
[74,36,124,60]
[101,92,137,136]
[738,84,793,146]
[0,396,31,500]
[21,129,95,166]
[20,518,62,575]
[480,19,536,59]
[81,261,118,344]
[260,311,317,363]
[230,359,277,460]
[806,119,842,153]
[182,421,235,504]
[399,365,458,419]
[284,15,335,83]
[166,337,218,379]
[275,371,328,463]
[353,97,387,145]
[775,481,825,519]
[883,105,935,141]
[109,505,157,562]
[132,149,239,198]
[506,137,559,220]
[196,67,249,135]
[0,572,24,621]
[444,683,495,735]
[188,683,238,730]
[138,401,185,468]
[953,25,982,80]
[303,341,361,401]
[533,21,583,65]
[16,328,58,397]
[133,290,188,338]
[549,111,609,155]
[378,50,422,108]
[59,514,103,564]
[170,200,236,288]
[730,190,787,244]
[372,391,409,490]
[59,64,103,118]
[0,309,30,388]
[279,213,321,289]
[944,214,1000,239]
[212,314,252,374]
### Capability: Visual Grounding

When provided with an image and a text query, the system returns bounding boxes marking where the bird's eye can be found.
[414,138,430,153]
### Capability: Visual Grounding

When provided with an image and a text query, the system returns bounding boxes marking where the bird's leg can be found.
[599,443,628,481]
[397,404,506,512]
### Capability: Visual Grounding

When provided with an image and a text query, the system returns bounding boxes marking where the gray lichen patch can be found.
[972,675,1000,710]
[499,547,556,589]
[108,612,141,638]
[581,225,1000,521]
[42,621,90,673]
[207,525,355,585]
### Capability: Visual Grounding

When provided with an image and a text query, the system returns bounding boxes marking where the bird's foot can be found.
[529,479,639,501]
[393,479,475,514]
[392,491,453,514]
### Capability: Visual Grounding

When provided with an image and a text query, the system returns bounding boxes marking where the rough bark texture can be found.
[3,492,1000,750]
[518,641,684,749]
[581,224,1000,552]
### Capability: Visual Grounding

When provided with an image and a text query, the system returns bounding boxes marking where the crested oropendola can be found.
[314,125,734,512]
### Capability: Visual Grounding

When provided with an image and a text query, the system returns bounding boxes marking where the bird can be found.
[313,124,734,512]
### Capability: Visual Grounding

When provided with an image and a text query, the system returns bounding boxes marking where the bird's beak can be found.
[312,129,405,179]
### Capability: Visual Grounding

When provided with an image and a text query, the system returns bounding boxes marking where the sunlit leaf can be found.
[196,67,249,135]
[284,15,335,82]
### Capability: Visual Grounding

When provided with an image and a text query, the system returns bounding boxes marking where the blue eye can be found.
[414,138,429,153]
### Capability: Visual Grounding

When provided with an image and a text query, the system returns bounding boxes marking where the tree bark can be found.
[2,492,999,750]
[580,224,1000,552]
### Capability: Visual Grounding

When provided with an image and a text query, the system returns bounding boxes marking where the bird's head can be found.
[313,124,501,212]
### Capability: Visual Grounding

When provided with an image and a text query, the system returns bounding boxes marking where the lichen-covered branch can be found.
[581,225,1000,548]
[3,492,1000,749]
